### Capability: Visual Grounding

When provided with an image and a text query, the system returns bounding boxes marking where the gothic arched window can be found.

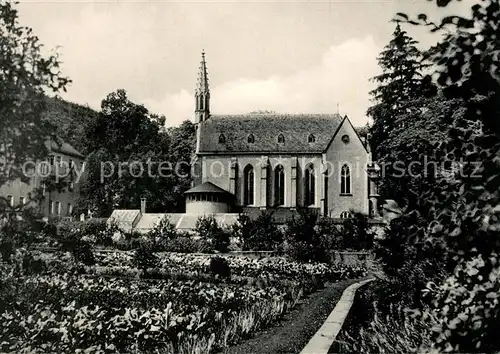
[218,134,226,144]
[243,165,254,205]
[341,164,351,195]
[308,134,315,143]
[277,134,285,144]
[304,164,315,206]
[274,165,285,206]
[247,134,255,144]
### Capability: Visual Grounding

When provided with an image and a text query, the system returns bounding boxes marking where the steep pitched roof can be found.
[184,181,231,195]
[198,113,343,154]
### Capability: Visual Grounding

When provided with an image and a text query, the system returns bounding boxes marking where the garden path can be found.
[219,277,369,354]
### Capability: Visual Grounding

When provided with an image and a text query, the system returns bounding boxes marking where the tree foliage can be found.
[233,211,283,251]
[78,90,195,216]
[368,24,435,160]
[0,1,70,199]
[375,1,500,351]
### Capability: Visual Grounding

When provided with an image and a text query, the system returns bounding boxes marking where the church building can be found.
[187,52,380,220]
[109,52,381,233]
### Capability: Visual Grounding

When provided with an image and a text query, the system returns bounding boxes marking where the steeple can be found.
[195,50,210,123]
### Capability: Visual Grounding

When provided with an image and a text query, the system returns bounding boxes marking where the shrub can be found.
[148,217,178,247]
[195,216,230,253]
[21,251,45,275]
[423,252,500,353]
[133,242,159,273]
[0,235,14,263]
[340,212,375,250]
[72,240,96,266]
[209,256,231,279]
[56,219,116,246]
[198,239,215,254]
[113,231,145,250]
[41,222,58,240]
[315,216,343,249]
[338,303,434,353]
[233,211,283,251]
[375,212,447,307]
[284,209,328,263]
[163,236,199,253]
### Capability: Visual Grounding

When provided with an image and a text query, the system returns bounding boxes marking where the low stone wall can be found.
[300,278,375,354]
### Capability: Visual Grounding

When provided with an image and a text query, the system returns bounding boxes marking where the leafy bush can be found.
[423,252,500,353]
[21,251,45,275]
[284,209,328,263]
[72,240,96,266]
[338,303,434,353]
[56,219,116,246]
[195,215,230,253]
[233,211,283,251]
[0,235,14,263]
[148,217,178,247]
[315,216,343,249]
[163,236,199,253]
[375,212,448,307]
[340,212,375,250]
[133,243,159,273]
[113,231,145,250]
[209,256,231,279]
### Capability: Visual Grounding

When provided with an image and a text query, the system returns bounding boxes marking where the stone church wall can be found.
[325,119,369,217]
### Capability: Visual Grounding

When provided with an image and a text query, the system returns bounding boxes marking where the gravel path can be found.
[220,277,367,354]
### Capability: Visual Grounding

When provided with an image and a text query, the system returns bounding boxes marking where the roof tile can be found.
[199,113,343,154]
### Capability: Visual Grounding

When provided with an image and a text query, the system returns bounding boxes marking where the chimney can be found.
[140,197,146,214]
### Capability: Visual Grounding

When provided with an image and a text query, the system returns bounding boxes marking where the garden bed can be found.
[0,250,367,354]
[220,278,365,354]
[331,279,380,353]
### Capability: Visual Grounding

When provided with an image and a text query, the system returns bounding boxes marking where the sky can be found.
[16,0,476,127]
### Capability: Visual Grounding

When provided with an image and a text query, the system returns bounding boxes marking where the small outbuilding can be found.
[184,181,235,214]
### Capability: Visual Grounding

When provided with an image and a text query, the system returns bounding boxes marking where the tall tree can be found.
[381,2,500,351]
[0,1,70,206]
[167,120,196,207]
[368,24,433,160]
[78,90,195,216]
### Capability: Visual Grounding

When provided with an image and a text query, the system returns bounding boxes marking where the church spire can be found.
[195,50,210,123]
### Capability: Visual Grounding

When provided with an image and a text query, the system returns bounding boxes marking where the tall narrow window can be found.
[305,164,315,206]
[49,201,54,214]
[244,165,254,205]
[340,211,352,219]
[341,164,351,194]
[56,201,61,215]
[7,195,13,207]
[247,134,255,144]
[274,165,285,206]
[277,134,285,144]
[68,203,73,215]
[218,134,225,144]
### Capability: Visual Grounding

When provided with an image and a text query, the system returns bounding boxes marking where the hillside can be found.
[43,96,98,156]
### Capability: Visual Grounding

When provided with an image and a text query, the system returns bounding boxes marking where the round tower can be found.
[184,181,234,214]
